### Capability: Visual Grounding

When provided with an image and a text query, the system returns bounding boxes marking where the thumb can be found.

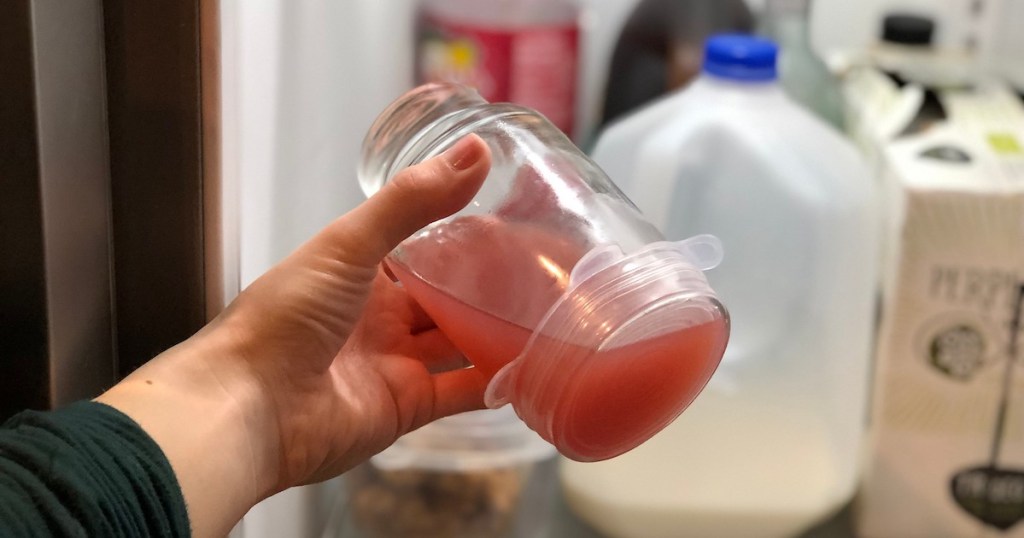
[310,134,491,268]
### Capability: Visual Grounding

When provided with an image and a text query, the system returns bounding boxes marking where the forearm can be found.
[0,402,190,537]
[91,135,492,535]
[97,331,280,538]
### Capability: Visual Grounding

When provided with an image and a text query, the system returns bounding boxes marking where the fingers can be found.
[367,269,443,336]
[430,367,489,422]
[405,293,437,334]
[310,134,491,269]
[413,329,469,373]
[378,359,487,434]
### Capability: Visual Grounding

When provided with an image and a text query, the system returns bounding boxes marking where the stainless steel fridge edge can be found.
[29,0,117,406]
[102,0,209,375]
[1,0,221,414]
[202,0,235,319]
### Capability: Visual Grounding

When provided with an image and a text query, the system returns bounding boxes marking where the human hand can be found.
[97,135,492,537]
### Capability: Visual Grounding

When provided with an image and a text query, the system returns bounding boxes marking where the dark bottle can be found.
[599,0,753,129]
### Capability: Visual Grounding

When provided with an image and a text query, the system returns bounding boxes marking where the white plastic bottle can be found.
[561,34,877,538]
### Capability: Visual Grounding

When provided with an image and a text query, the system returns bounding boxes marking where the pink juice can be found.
[388,216,727,460]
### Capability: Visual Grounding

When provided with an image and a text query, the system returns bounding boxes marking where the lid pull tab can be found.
[674,234,724,271]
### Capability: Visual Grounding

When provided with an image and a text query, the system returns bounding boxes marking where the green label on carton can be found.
[988,133,1023,155]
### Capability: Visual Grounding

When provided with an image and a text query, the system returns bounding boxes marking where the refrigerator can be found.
[11,1,868,537]
[1,0,650,535]
[1,0,227,417]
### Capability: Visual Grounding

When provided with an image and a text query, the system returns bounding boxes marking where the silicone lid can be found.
[485,236,730,462]
[703,34,778,81]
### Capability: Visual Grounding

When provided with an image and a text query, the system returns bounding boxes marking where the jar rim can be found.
[483,239,728,461]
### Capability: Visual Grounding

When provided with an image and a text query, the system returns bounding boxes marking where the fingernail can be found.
[443,135,483,171]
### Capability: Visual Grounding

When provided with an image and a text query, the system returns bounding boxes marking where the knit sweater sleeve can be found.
[0,401,191,537]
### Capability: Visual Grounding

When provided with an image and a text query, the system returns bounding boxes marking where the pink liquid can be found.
[389,216,727,460]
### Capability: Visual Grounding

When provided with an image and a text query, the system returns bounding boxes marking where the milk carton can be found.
[856,86,1024,537]
[562,34,878,538]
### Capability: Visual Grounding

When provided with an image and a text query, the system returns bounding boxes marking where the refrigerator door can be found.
[0,0,114,417]
[103,0,227,375]
[0,0,228,415]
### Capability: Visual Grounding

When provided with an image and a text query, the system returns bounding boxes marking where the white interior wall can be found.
[221,1,414,537]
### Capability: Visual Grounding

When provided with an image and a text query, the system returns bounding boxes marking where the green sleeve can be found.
[0,401,191,537]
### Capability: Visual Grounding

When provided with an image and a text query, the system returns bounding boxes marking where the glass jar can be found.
[345,407,557,538]
[359,83,729,461]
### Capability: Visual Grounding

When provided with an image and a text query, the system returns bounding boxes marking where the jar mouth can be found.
[358,83,490,197]
[484,237,730,460]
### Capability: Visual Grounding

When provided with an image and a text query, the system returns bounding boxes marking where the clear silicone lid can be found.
[484,236,729,462]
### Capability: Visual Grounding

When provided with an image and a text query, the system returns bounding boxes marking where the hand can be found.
[97,135,493,537]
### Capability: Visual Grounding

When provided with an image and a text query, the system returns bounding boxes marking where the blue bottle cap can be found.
[702,34,778,82]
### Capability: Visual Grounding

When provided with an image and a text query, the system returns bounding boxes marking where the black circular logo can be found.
[927,324,987,381]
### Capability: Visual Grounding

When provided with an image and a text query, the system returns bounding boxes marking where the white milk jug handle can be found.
[627,122,699,230]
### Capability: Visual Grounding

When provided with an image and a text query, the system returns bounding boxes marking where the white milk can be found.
[561,35,877,538]
[562,389,849,538]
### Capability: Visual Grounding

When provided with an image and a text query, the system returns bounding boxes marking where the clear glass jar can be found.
[344,407,557,538]
[359,83,729,461]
